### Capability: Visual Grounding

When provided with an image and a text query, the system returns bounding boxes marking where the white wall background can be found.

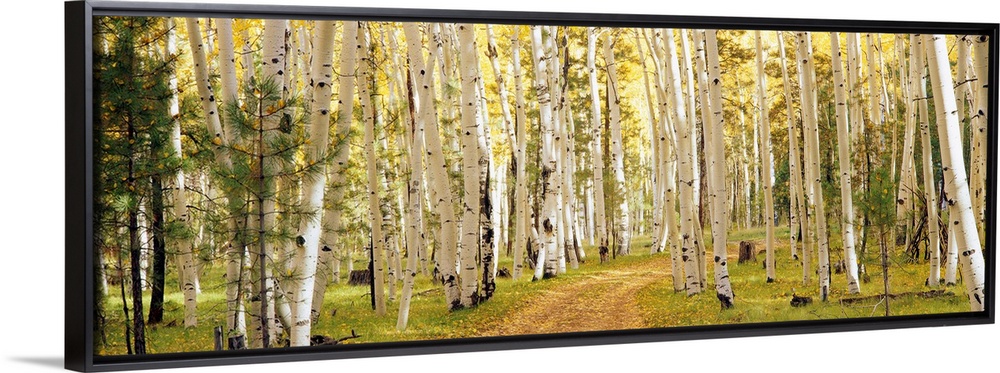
[1,0,995,372]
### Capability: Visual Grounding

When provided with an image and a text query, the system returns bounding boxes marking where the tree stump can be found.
[738,241,757,264]
[347,269,372,286]
[790,294,813,307]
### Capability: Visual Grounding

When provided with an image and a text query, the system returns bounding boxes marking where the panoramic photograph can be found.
[91,16,989,355]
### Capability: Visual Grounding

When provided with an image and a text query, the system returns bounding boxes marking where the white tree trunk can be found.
[659,30,682,285]
[212,18,247,339]
[910,35,940,287]
[797,32,830,300]
[945,225,959,285]
[705,30,735,308]
[604,32,631,256]
[895,61,918,229]
[397,22,428,331]
[531,25,560,280]
[181,17,227,328]
[660,29,695,293]
[246,18,288,348]
[755,31,777,283]
[777,33,806,262]
[637,30,663,256]
[283,20,336,347]
[358,25,387,316]
[547,26,568,275]
[313,21,359,320]
[587,27,610,260]
[924,34,986,311]
[693,30,716,290]
[970,36,989,243]
[456,24,485,306]
[830,32,861,294]
[421,25,463,309]
[512,26,530,280]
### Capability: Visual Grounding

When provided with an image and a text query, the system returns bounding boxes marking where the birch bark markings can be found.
[182,17,230,328]
[604,32,632,256]
[313,21,360,320]
[705,30,735,308]
[398,23,427,330]
[587,27,609,262]
[924,34,986,311]
[531,25,559,280]
[456,24,485,305]
[213,18,249,339]
[755,31,776,283]
[286,20,335,347]
[970,36,989,242]
[777,33,806,262]
[662,29,697,293]
[358,25,387,316]
[420,24,462,309]
[796,32,830,300]
[692,29,714,293]
[830,32,861,294]
[512,26,529,280]
[910,35,940,287]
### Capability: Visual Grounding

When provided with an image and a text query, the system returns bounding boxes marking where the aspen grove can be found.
[93,17,990,355]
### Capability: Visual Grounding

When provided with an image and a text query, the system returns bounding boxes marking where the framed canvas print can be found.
[64,0,997,371]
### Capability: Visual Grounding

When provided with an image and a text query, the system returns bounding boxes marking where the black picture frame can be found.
[65,1,998,371]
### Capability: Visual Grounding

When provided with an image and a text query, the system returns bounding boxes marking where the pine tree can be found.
[94,16,177,353]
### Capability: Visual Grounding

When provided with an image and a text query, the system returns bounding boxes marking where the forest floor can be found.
[477,253,673,336]
[96,226,972,355]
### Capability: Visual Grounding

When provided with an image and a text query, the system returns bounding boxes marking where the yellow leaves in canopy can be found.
[212,136,223,146]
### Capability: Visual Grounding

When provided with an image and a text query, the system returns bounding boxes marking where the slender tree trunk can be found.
[454,24,485,305]
[693,29,715,291]
[789,33,813,285]
[213,17,247,341]
[924,34,986,311]
[830,33,861,294]
[659,30,682,284]
[398,23,428,331]
[604,32,631,256]
[149,22,182,326]
[358,25,386,316]
[182,17,226,328]
[125,106,147,353]
[547,26,568,275]
[637,30,663,255]
[587,27,609,263]
[755,31,777,283]
[680,29,702,239]
[797,32,830,300]
[705,30,735,308]
[512,26,530,280]
[284,20,336,347]
[313,21,360,321]
[911,35,940,287]
[661,29,696,293]
[777,33,805,262]
[970,36,989,243]
[531,25,560,280]
[423,25,462,309]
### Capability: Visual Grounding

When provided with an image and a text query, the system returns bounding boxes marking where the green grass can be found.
[97,226,970,355]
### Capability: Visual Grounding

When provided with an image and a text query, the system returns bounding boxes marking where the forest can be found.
[92,16,989,355]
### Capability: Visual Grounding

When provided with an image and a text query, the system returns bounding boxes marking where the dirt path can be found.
[478,254,673,336]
